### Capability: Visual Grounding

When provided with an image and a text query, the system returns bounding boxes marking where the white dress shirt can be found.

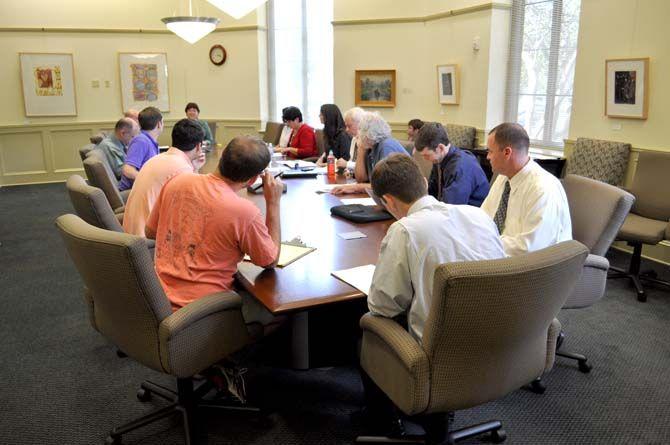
[368,195,506,342]
[278,125,292,148]
[481,158,572,257]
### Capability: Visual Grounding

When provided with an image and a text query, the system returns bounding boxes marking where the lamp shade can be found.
[206,0,268,20]
[161,16,219,44]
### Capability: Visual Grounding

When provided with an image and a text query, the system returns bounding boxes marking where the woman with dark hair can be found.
[275,106,317,159]
[316,104,352,166]
[185,102,213,149]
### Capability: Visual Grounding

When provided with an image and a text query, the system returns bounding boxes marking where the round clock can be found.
[209,45,227,66]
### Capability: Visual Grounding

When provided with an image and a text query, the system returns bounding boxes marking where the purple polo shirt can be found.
[119,131,159,191]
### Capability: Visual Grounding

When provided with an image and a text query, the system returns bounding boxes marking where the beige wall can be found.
[0,1,268,185]
[333,1,510,131]
[569,0,670,151]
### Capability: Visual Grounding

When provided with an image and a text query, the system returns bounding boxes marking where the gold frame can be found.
[118,52,171,113]
[605,57,649,120]
[355,70,396,108]
[19,52,77,117]
[437,64,459,105]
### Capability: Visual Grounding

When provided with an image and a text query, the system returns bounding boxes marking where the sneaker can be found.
[213,364,248,404]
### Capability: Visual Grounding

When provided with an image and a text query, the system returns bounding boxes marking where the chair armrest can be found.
[544,318,562,373]
[113,205,125,214]
[563,254,609,309]
[120,189,131,204]
[158,291,250,378]
[115,212,124,225]
[360,313,430,415]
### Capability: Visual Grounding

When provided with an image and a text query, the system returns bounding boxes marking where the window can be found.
[505,0,581,147]
[267,0,333,126]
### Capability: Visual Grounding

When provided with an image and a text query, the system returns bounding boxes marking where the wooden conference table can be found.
[201,150,392,368]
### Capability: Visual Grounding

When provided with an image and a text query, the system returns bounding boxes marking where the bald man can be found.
[124,108,140,122]
[96,117,139,179]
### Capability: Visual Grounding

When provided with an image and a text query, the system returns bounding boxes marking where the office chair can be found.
[83,149,129,213]
[356,241,588,444]
[609,151,670,301]
[558,174,634,372]
[262,121,284,146]
[56,214,256,444]
[564,137,630,186]
[444,123,477,150]
[66,175,124,231]
[79,143,96,161]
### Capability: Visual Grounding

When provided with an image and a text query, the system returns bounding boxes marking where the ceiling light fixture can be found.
[206,0,268,20]
[162,0,220,44]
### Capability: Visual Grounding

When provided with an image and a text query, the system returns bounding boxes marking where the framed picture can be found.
[605,58,649,119]
[119,53,170,113]
[355,70,396,108]
[437,64,459,105]
[19,53,77,116]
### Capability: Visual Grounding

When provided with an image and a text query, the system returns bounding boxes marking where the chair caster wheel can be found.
[578,360,592,373]
[637,292,647,302]
[116,349,127,358]
[105,435,122,445]
[529,379,546,394]
[643,270,658,279]
[491,428,507,443]
[136,388,151,402]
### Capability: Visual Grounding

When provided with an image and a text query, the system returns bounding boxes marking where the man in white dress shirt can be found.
[368,154,506,342]
[481,123,572,256]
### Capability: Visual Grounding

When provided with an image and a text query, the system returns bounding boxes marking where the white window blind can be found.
[505,0,581,147]
[267,0,333,127]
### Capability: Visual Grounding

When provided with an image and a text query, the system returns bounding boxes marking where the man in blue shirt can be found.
[414,122,489,206]
[119,107,163,191]
[96,117,139,179]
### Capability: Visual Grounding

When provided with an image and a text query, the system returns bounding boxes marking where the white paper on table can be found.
[337,231,367,240]
[315,184,340,193]
[331,264,376,296]
[277,160,317,168]
[237,261,264,285]
[340,197,376,206]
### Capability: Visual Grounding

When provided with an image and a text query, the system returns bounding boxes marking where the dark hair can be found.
[282,106,303,123]
[218,135,270,182]
[138,107,163,131]
[371,154,427,204]
[489,123,529,154]
[114,117,134,132]
[320,104,346,148]
[408,119,424,131]
[413,122,450,152]
[185,102,200,113]
[171,118,204,152]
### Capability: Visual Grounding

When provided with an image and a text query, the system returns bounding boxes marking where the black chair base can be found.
[105,378,259,445]
[355,413,506,445]
[608,242,670,302]
[555,330,592,373]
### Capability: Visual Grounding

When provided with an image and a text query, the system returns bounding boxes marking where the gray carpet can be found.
[1,183,669,444]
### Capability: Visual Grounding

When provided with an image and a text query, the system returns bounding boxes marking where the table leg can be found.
[291,311,309,370]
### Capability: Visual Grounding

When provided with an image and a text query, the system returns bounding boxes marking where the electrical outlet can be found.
[91,80,100,88]
[104,80,111,88]
[611,123,622,131]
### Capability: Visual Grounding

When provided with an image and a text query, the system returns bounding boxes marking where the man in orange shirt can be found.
[275,106,317,159]
[123,118,206,236]
[146,135,284,329]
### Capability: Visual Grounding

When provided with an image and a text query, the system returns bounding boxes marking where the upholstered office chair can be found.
[55,214,254,445]
[83,149,129,213]
[303,129,326,163]
[207,120,217,145]
[262,121,284,146]
[79,143,95,161]
[356,241,588,444]
[445,123,477,150]
[399,140,414,155]
[558,174,634,371]
[66,175,124,231]
[609,151,670,302]
[564,137,631,186]
[411,149,434,180]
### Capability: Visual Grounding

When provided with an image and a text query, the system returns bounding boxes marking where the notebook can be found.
[331,264,376,295]
[243,241,316,268]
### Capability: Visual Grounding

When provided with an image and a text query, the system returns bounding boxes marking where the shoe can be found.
[212,364,248,404]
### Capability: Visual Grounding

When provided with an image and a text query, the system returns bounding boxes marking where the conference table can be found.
[201,150,393,368]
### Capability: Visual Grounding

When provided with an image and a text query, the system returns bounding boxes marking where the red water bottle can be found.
[327,150,335,177]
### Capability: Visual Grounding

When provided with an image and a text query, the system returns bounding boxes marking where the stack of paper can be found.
[331,264,376,295]
[340,197,376,206]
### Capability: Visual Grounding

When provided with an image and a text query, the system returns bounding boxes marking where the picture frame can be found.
[437,64,459,105]
[605,58,649,119]
[355,70,396,108]
[19,53,77,117]
[118,53,170,113]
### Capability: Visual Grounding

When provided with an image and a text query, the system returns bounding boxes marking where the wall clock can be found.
[209,45,227,66]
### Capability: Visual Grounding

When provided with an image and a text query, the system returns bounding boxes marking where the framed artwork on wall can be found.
[119,53,170,113]
[437,64,459,105]
[355,70,396,108]
[19,53,77,117]
[605,58,649,119]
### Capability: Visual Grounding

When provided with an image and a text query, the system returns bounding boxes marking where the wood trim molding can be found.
[0,25,264,35]
[332,2,511,27]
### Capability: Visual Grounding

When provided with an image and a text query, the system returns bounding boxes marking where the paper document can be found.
[243,242,316,268]
[340,197,376,206]
[315,184,340,193]
[338,231,367,240]
[277,160,317,168]
[331,264,376,296]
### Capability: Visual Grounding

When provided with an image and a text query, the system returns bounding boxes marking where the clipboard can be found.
[243,238,316,267]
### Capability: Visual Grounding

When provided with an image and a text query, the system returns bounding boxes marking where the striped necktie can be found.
[493,181,511,234]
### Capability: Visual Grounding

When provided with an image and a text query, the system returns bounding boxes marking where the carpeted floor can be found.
[1,183,669,444]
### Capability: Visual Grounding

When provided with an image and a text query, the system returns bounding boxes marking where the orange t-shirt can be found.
[146,173,277,310]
